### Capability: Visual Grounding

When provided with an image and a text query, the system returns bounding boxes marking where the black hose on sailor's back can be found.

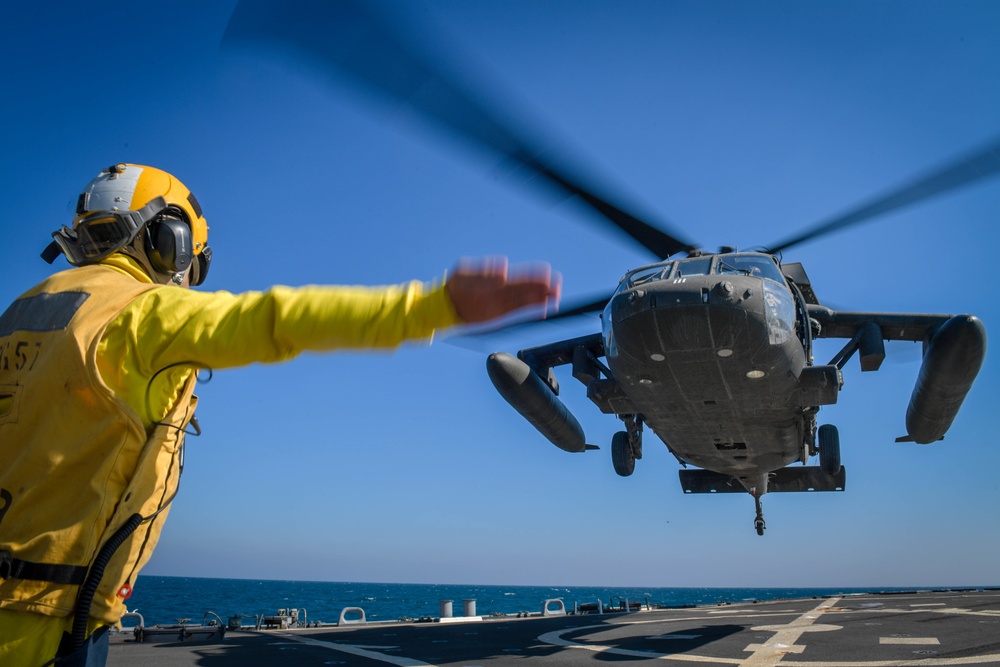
[70,513,144,651]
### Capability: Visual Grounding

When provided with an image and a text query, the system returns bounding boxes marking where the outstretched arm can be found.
[445,257,561,324]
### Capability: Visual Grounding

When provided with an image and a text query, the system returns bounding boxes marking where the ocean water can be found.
[125,576,933,627]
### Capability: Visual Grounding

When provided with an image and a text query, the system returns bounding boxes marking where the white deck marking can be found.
[880,637,941,645]
[740,597,841,666]
[280,634,436,666]
[538,624,744,664]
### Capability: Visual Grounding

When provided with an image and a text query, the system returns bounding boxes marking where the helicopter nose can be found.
[610,279,708,323]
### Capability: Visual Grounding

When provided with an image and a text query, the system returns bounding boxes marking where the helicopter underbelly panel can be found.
[605,276,808,475]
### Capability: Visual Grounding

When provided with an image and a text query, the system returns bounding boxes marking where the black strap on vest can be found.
[0,550,88,586]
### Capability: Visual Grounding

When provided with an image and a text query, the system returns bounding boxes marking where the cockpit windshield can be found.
[616,253,786,293]
[717,253,785,284]
[674,257,712,277]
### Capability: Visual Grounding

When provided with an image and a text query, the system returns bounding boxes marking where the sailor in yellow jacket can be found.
[0,164,560,666]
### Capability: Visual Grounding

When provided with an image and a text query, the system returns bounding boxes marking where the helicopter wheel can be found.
[611,431,635,477]
[818,424,842,475]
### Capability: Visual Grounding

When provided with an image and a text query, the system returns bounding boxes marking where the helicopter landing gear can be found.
[611,415,643,477]
[612,432,634,476]
[818,424,842,475]
[753,495,766,536]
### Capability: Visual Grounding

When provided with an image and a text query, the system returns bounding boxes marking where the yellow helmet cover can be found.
[74,164,209,255]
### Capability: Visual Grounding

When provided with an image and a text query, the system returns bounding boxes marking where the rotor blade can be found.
[223,0,696,259]
[546,293,611,321]
[767,137,1000,254]
[457,292,610,338]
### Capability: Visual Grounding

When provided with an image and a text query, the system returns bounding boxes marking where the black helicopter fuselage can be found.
[599,252,834,493]
[488,248,982,516]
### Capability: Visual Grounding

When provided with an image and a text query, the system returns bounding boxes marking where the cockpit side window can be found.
[618,263,672,293]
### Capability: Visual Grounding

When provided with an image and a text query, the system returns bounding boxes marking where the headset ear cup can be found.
[145,219,193,274]
[190,246,212,286]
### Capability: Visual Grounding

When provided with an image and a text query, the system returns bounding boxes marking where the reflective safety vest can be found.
[0,265,197,624]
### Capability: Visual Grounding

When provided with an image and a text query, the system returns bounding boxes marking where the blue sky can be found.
[2,1,999,589]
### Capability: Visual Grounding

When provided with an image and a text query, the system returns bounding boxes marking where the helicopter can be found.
[224,0,994,535]
[486,247,986,535]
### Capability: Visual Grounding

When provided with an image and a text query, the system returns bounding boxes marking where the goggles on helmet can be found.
[43,196,168,266]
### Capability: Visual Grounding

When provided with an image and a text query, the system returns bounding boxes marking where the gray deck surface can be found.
[107,588,1000,666]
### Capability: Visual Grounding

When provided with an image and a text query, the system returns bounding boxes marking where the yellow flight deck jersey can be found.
[0,254,461,631]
